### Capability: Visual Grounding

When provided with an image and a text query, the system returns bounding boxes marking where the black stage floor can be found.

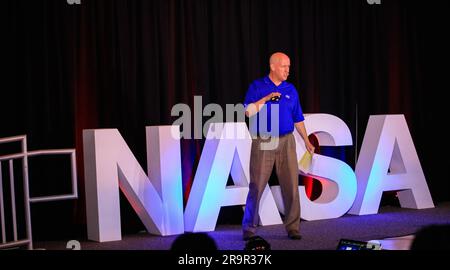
[34,202,450,250]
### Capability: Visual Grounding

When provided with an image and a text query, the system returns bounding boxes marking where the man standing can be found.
[242,52,314,240]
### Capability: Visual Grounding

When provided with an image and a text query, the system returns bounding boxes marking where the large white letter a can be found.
[349,115,434,215]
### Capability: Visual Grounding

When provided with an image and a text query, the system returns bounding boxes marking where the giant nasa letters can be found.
[83,114,434,242]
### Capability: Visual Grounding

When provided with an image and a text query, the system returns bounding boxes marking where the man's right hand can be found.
[265,92,281,102]
[246,92,282,117]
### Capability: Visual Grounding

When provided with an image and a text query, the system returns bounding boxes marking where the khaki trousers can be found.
[242,133,300,233]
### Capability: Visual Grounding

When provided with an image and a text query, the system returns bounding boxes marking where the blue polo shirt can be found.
[244,75,304,137]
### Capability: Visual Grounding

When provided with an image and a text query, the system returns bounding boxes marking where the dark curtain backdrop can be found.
[1,0,448,239]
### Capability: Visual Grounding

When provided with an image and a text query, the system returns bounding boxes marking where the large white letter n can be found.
[83,127,184,242]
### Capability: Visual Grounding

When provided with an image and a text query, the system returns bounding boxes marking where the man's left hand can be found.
[305,141,315,154]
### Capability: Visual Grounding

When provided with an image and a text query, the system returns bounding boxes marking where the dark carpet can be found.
[34,202,450,250]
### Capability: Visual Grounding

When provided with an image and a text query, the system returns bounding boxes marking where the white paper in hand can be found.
[299,151,313,174]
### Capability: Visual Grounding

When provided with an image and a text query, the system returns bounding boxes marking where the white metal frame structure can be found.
[0,135,77,249]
